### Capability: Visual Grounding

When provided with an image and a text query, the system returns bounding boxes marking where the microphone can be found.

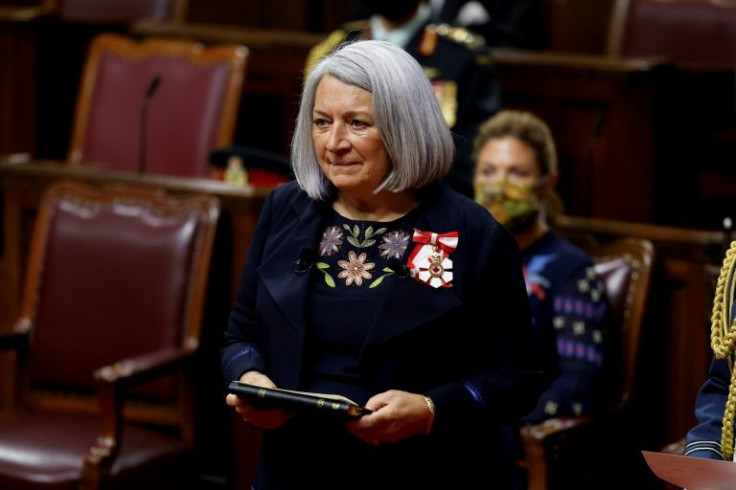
[387,257,411,278]
[139,75,162,174]
[146,75,161,98]
[293,247,318,273]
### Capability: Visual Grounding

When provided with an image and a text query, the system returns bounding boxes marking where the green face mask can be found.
[474,180,541,233]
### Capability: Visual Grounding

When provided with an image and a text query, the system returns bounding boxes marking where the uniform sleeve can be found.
[685,358,731,460]
[522,264,611,423]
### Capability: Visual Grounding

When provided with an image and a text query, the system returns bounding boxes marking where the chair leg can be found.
[522,438,550,490]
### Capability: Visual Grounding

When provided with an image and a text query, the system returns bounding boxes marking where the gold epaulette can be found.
[433,23,487,50]
[304,21,371,78]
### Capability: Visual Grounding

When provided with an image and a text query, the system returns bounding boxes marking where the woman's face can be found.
[474,136,540,186]
[474,135,547,232]
[312,75,392,196]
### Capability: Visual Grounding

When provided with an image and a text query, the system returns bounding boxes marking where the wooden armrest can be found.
[520,415,595,443]
[84,347,196,475]
[93,346,195,387]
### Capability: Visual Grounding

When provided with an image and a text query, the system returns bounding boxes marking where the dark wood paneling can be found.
[493,49,668,223]
[542,0,617,53]
[0,12,41,156]
[186,0,307,30]
[493,48,735,229]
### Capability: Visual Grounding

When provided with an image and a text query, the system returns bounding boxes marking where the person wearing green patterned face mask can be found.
[473,110,617,490]
[474,177,549,234]
[472,110,561,242]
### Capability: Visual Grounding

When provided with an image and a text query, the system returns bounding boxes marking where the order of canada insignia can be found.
[407,229,458,288]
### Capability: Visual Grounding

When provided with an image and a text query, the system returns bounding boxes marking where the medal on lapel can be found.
[407,229,458,288]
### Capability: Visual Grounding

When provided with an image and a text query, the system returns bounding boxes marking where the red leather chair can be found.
[607,0,736,69]
[518,237,655,490]
[68,32,247,178]
[0,181,219,490]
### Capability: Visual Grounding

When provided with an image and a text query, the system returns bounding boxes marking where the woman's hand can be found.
[225,371,293,429]
[346,389,434,446]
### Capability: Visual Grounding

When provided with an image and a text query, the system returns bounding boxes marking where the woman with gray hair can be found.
[222,40,543,489]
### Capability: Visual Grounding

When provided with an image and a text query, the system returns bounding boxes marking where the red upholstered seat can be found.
[68,33,247,178]
[608,0,736,69]
[0,182,219,490]
[0,413,191,490]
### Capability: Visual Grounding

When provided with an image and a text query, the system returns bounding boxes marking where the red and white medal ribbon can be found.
[406,229,458,288]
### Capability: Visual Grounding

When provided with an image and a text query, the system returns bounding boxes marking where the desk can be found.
[0,160,271,486]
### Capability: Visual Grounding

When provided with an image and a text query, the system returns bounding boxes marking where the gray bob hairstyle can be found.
[291,40,454,200]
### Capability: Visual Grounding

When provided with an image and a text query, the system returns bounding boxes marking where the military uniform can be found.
[685,246,736,461]
[685,357,733,459]
[307,20,500,198]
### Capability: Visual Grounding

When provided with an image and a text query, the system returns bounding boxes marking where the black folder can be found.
[228,381,372,420]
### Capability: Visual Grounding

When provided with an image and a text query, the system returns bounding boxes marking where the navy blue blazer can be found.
[221,181,544,488]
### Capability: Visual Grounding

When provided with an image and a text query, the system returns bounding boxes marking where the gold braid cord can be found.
[711,240,736,460]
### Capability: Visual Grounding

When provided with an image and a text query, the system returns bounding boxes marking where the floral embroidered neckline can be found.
[314,211,416,289]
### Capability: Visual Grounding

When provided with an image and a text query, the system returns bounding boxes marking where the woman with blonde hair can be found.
[474,109,617,488]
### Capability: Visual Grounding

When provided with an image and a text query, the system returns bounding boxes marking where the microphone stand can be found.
[139,75,161,174]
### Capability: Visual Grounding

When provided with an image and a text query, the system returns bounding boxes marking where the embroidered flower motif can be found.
[378,230,410,259]
[369,261,407,288]
[344,224,387,248]
[319,226,343,257]
[337,251,375,286]
[315,262,336,287]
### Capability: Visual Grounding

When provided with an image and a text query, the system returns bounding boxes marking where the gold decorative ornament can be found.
[711,240,736,460]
